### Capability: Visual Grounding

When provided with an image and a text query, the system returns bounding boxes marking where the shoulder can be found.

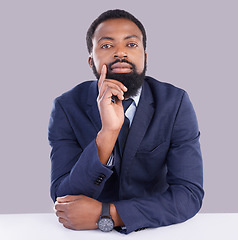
[55,80,97,104]
[144,76,185,102]
[59,80,96,99]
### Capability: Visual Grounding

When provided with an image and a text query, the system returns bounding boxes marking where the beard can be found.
[91,58,147,99]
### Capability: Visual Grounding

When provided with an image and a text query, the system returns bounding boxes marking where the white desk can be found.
[0,213,237,240]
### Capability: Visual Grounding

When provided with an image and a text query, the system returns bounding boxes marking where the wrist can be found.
[100,127,121,137]
[97,203,114,232]
[96,129,119,165]
[110,204,124,227]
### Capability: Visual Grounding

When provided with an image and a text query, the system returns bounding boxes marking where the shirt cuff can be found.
[102,152,115,169]
[107,153,114,166]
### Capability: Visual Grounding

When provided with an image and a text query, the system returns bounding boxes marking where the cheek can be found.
[135,52,145,73]
[91,57,103,75]
[91,49,101,70]
[91,54,100,69]
[92,52,109,74]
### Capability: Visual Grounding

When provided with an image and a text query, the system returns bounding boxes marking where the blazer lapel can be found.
[121,80,155,175]
[86,81,102,132]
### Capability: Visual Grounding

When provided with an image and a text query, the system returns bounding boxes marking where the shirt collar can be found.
[126,87,142,107]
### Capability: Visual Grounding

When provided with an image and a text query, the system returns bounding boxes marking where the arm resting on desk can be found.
[49,99,113,202]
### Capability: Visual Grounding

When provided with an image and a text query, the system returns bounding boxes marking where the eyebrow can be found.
[124,35,140,40]
[98,35,140,43]
[98,36,114,43]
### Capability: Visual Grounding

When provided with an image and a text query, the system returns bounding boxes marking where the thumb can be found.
[56,195,82,203]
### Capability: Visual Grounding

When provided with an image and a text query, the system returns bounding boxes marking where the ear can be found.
[88,55,93,68]
[144,51,147,61]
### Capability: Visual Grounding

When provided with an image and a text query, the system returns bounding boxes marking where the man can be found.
[48,9,204,234]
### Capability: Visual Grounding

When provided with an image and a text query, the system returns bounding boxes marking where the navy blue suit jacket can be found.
[48,76,204,234]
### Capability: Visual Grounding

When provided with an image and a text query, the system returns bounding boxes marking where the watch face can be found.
[98,217,114,232]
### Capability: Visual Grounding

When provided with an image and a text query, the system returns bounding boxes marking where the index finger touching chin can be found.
[98,64,107,90]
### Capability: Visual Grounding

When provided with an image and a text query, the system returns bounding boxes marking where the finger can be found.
[54,202,63,211]
[98,66,127,100]
[102,86,125,102]
[62,221,74,230]
[56,210,66,219]
[54,201,70,212]
[58,217,70,227]
[58,217,75,230]
[111,79,127,93]
[57,195,82,203]
[98,81,125,100]
[98,64,107,91]
[104,78,127,92]
[56,195,71,203]
[100,79,127,97]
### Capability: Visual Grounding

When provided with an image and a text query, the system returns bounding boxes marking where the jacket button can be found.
[94,173,106,185]
[94,180,100,185]
[99,173,106,179]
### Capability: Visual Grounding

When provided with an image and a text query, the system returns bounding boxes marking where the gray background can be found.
[0,0,237,214]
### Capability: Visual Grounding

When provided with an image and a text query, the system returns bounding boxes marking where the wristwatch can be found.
[97,203,114,232]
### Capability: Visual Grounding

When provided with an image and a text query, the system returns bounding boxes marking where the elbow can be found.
[50,183,57,203]
[177,184,205,222]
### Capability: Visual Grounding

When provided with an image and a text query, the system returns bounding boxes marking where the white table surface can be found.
[0,213,237,240]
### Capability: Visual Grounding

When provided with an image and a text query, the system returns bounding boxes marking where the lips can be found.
[110,62,133,73]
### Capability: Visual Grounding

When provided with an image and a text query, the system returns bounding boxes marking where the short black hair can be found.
[86,9,147,54]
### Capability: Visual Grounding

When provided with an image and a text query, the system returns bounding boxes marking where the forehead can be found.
[93,18,143,42]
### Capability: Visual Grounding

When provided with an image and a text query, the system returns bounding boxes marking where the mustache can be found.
[107,59,136,72]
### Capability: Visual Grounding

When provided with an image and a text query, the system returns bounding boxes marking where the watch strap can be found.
[101,203,110,217]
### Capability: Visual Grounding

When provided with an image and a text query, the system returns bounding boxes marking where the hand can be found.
[54,195,102,230]
[96,65,128,164]
[97,64,128,132]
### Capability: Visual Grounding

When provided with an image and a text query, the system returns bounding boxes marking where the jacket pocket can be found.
[136,141,169,159]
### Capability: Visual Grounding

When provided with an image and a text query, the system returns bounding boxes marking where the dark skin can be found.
[55,18,147,230]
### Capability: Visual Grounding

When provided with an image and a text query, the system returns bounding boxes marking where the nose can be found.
[113,46,127,59]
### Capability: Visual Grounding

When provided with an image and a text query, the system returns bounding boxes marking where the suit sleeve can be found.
[48,98,113,202]
[113,91,204,234]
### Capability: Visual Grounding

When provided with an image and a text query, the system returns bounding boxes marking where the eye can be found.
[101,43,112,49]
[127,42,138,48]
